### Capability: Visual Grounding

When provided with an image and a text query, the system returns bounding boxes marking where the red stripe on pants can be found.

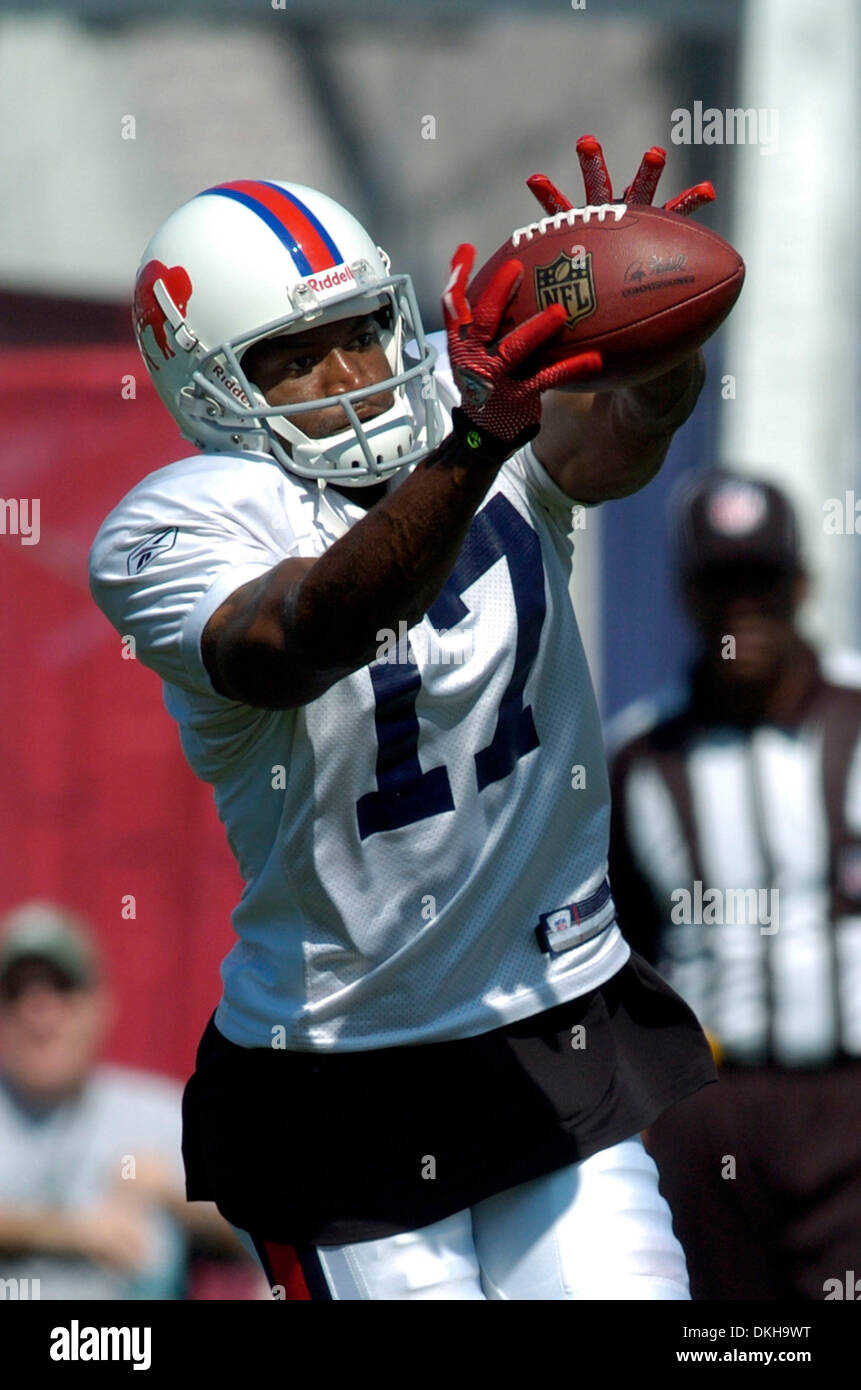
[263,1241,313,1300]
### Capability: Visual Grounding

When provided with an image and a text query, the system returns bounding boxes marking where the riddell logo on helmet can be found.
[304,264,355,294]
[211,361,252,406]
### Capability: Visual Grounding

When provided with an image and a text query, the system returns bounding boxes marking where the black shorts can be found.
[182,950,716,1247]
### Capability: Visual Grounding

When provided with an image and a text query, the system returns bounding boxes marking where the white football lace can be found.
[510,203,627,247]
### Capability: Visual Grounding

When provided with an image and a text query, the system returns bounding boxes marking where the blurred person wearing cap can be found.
[607,469,861,1300]
[0,901,255,1299]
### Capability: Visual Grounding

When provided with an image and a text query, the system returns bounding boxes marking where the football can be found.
[467,202,744,390]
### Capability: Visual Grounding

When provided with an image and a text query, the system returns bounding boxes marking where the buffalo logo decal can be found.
[133,260,193,370]
[534,250,596,330]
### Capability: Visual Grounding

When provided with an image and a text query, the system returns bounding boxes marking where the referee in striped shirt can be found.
[608,469,861,1300]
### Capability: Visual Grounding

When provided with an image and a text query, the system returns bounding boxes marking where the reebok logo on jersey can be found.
[127,527,178,575]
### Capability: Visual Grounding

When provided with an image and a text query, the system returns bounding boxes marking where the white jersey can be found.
[89,335,629,1050]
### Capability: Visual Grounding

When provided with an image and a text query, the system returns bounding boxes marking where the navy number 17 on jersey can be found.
[356,494,545,839]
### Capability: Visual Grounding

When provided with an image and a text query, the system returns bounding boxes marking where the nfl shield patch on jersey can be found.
[535,879,616,955]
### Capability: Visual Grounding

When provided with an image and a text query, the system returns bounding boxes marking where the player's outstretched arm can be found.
[533,350,705,502]
[202,436,510,709]
[202,248,599,711]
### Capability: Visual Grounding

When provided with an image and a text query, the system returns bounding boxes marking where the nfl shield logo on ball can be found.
[534,251,596,329]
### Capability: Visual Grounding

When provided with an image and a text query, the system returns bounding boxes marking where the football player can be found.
[89,139,717,1300]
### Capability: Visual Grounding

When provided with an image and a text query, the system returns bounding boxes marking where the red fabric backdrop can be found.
[0,347,242,1081]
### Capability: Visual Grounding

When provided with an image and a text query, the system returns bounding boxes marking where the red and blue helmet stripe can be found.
[199,180,343,278]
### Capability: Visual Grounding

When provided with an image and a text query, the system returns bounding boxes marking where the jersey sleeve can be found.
[504,440,597,531]
[88,459,304,698]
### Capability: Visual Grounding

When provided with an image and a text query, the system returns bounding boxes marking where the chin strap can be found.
[314,476,358,541]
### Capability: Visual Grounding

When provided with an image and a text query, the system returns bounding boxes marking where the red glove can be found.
[527,133,715,219]
[442,243,601,457]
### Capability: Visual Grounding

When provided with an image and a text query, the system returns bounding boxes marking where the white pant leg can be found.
[231,1210,487,1300]
[470,1136,691,1300]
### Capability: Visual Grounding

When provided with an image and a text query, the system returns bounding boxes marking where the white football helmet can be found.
[132,180,442,486]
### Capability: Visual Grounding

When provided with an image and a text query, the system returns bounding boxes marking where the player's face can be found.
[685,562,805,685]
[241,313,395,440]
